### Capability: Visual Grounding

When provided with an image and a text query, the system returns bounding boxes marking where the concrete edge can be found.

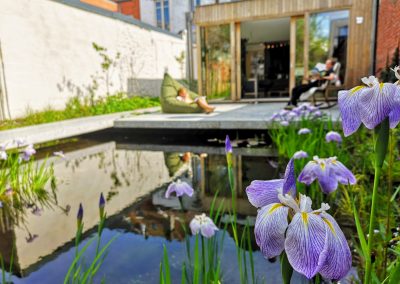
[0,107,160,148]
[50,0,182,39]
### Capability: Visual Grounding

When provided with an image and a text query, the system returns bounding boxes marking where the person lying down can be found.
[176,88,215,114]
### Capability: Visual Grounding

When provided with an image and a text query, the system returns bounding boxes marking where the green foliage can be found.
[0,153,55,226]
[0,94,160,130]
[64,199,117,284]
[280,252,293,284]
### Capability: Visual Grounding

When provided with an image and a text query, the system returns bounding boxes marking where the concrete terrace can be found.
[114,103,341,130]
[0,103,341,147]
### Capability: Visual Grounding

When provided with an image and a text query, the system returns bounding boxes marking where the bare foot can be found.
[205,106,215,114]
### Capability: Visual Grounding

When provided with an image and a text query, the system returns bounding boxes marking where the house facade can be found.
[194,0,376,101]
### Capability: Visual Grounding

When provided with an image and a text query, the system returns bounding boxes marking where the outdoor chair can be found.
[160,73,203,113]
[299,62,343,109]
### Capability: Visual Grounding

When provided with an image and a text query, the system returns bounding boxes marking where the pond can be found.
[0,130,313,283]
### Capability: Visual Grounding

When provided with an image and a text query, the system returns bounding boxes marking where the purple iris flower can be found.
[338,75,400,136]
[14,139,25,147]
[0,144,7,160]
[298,156,356,194]
[225,135,232,153]
[53,151,66,159]
[253,193,351,280]
[325,131,342,143]
[293,150,308,159]
[298,128,311,135]
[165,179,194,198]
[21,144,36,161]
[280,120,289,126]
[246,159,296,208]
[189,213,218,238]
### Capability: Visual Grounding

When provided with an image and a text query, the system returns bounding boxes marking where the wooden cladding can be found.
[194,0,353,25]
[194,0,375,88]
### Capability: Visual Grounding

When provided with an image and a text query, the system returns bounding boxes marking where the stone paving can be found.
[114,103,340,130]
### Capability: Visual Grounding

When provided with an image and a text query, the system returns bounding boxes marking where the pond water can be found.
[0,130,309,283]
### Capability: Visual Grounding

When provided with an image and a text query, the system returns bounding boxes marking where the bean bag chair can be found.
[164,152,185,177]
[160,73,203,113]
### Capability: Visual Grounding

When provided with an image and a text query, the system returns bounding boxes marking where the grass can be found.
[0,93,160,131]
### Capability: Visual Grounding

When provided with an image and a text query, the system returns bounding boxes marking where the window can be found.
[156,0,170,31]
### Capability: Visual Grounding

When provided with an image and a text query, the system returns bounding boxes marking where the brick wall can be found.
[376,0,400,74]
[118,0,141,20]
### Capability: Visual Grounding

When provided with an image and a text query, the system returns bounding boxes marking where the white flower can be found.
[361,75,379,87]
[391,66,400,81]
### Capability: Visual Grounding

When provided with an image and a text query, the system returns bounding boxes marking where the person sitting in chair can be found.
[286,58,336,109]
[177,88,215,113]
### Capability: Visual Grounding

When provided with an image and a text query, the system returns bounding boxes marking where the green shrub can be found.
[0,93,160,130]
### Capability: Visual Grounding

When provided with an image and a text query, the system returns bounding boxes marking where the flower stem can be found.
[365,118,389,284]
[201,235,206,284]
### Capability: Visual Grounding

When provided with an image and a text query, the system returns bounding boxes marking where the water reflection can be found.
[0,139,296,283]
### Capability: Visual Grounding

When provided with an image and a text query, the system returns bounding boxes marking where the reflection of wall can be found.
[7,142,172,272]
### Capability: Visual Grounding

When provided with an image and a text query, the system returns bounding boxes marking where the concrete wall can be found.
[0,0,186,119]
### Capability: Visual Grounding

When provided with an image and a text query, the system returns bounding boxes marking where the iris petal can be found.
[331,161,356,185]
[358,83,396,130]
[246,179,283,208]
[338,89,362,136]
[282,158,296,195]
[189,218,201,235]
[285,212,327,279]
[255,203,289,259]
[318,213,352,280]
[389,86,400,128]
[316,166,339,194]
[298,161,320,185]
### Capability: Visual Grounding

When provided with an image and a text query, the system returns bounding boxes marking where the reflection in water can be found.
[0,139,300,283]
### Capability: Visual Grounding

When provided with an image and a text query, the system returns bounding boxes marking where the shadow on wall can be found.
[127,78,163,97]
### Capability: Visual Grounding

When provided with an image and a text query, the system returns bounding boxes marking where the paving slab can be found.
[114,103,341,130]
[0,107,160,148]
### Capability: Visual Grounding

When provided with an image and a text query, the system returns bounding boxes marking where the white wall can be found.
[170,0,189,34]
[140,0,189,34]
[0,0,186,118]
[140,0,156,27]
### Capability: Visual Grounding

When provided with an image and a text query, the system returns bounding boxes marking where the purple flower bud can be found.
[225,135,232,153]
[99,193,105,217]
[298,128,311,135]
[293,150,308,159]
[280,121,289,127]
[325,131,342,143]
[77,203,83,222]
